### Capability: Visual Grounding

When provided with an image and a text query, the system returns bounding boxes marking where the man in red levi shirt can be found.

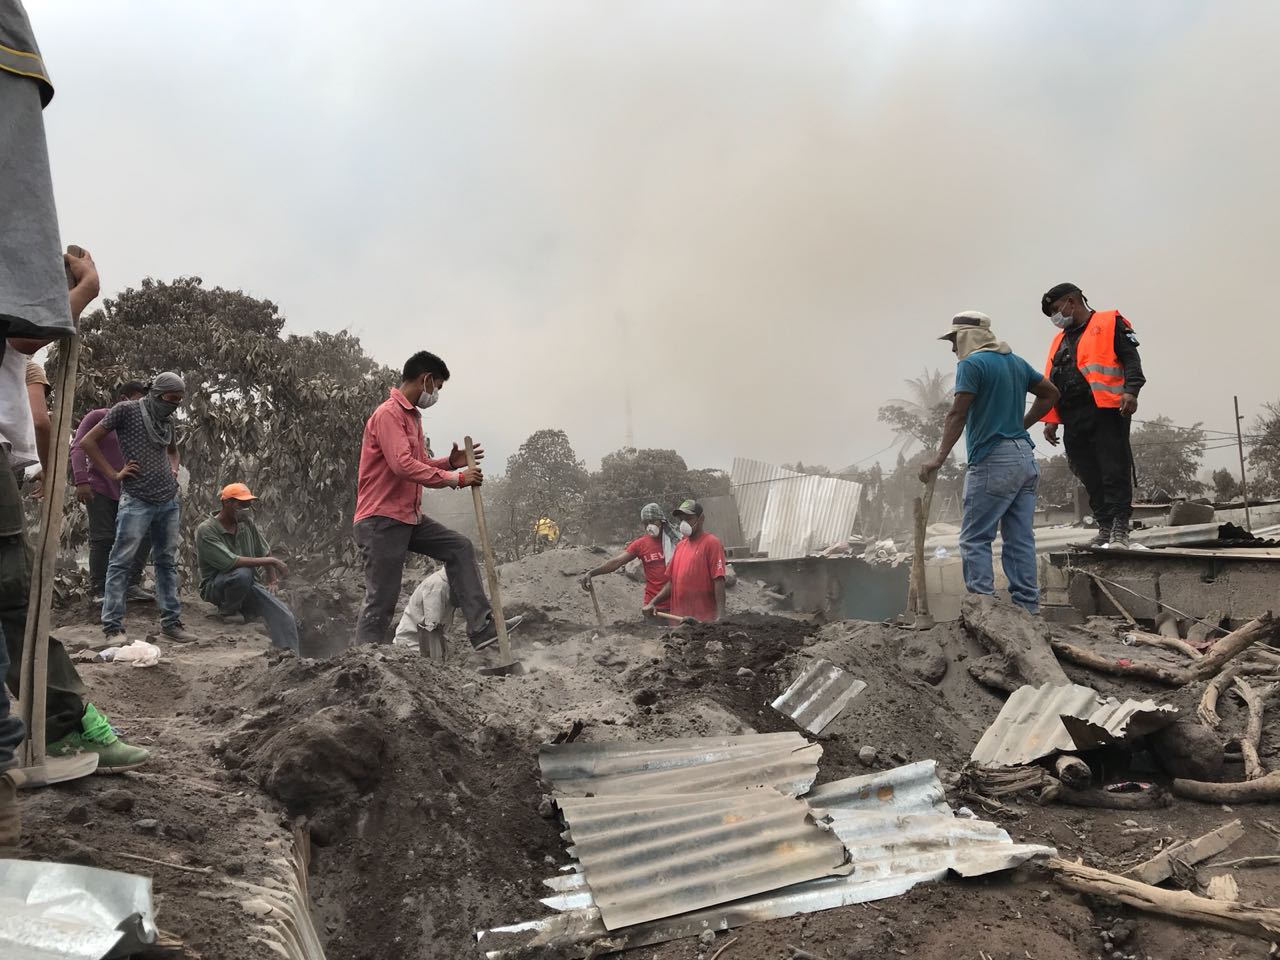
[580,502,677,614]
[354,350,515,649]
[645,500,727,623]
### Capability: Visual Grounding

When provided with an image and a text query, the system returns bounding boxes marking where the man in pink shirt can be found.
[354,351,514,649]
[71,380,152,602]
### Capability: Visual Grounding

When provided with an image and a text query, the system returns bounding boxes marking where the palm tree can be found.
[880,367,954,453]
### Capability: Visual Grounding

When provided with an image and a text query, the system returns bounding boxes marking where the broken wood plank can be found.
[1192,614,1280,681]
[1127,820,1244,885]
[1205,875,1240,902]
[1197,663,1277,728]
[1085,572,1138,627]
[1172,771,1280,804]
[1048,857,1280,940]
[961,595,1069,687]
[1231,677,1267,781]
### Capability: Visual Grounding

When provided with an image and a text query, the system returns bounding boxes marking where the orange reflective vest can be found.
[1041,310,1130,425]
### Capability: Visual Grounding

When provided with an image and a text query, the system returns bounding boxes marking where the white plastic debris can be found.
[99,639,162,667]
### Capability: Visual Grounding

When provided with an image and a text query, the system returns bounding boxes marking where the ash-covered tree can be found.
[1249,402,1280,497]
[49,276,396,569]
[1130,415,1205,499]
[492,429,589,557]
[1037,455,1076,509]
[878,368,954,454]
[583,447,730,543]
[1212,467,1242,503]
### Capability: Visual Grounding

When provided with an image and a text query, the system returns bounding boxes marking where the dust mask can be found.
[679,520,694,537]
[1050,312,1072,330]
[416,381,439,409]
[645,524,660,538]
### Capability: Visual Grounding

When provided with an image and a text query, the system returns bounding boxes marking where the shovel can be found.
[907,473,937,630]
[587,579,605,628]
[464,437,522,677]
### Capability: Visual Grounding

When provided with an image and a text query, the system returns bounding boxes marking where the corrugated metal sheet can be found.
[554,786,850,930]
[479,761,1055,958]
[539,733,821,797]
[805,760,951,815]
[731,457,800,549]
[971,683,1179,767]
[758,474,863,560]
[700,494,746,551]
[771,659,867,734]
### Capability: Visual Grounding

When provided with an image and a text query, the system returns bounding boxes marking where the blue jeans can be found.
[206,567,299,652]
[102,495,181,633]
[959,438,1040,613]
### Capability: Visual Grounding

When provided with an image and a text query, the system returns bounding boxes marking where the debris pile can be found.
[478,737,1053,957]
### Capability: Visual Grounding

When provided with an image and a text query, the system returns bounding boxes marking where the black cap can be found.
[673,499,704,518]
[1041,282,1082,317]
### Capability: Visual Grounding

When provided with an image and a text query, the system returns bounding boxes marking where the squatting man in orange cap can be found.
[193,483,298,652]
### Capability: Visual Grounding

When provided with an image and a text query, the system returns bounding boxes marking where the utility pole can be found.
[1234,395,1252,532]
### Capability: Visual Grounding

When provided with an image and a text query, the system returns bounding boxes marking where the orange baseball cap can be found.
[219,483,257,502]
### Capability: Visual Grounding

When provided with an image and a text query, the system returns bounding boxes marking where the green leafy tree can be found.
[685,467,731,498]
[1131,415,1206,498]
[49,277,396,570]
[1212,467,1242,503]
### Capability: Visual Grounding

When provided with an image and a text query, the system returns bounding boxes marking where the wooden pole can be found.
[465,437,512,667]
[18,334,80,767]
[587,578,604,627]
[1234,396,1252,532]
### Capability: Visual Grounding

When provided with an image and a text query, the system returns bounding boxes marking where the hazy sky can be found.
[27,1,1280,475]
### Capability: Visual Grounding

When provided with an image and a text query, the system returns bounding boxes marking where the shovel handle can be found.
[466,437,511,664]
[587,579,604,627]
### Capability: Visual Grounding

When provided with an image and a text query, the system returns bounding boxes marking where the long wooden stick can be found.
[464,437,511,667]
[1049,857,1280,940]
[587,578,604,627]
[1084,571,1137,627]
[18,334,80,768]
[1173,770,1280,804]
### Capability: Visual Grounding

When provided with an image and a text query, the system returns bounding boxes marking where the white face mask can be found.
[645,524,660,538]
[1050,311,1072,330]
[679,520,694,537]
[416,379,439,409]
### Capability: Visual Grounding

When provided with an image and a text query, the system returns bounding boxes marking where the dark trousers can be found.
[206,567,299,652]
[354,515,491,645]
[1063,408,1134,527]
[86,492,149,593]
[1,467,85,763]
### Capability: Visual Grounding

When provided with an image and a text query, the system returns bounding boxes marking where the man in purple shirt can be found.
[71,381,152,603]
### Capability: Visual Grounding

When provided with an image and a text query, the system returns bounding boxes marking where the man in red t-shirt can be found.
[645,500,727,623]
[580,503,676,614]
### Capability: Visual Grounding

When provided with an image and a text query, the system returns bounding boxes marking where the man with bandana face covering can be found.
[1038,283,1145,548]
[81,371,188,641]
[920,312,1060,614]
[580,502,677,614]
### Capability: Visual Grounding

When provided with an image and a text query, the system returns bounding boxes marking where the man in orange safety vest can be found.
[1039,282,1146,548]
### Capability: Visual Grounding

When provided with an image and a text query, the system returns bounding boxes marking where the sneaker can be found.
[161,622,189,642]
[0,772,18,855]
[46,704,150,774]
[468,615,525,651]
[1111,519,1131,549]
[126,584,154,602]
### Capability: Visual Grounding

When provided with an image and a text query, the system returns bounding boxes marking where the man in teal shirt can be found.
[194,483,298,651]
[920,312,1060,613]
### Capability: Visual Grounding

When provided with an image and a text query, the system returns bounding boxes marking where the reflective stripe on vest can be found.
[0,40,49,87]
[1040,309,1130,422]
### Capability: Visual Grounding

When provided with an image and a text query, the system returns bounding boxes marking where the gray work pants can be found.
[353,515,490,645]
[206,567,299,652]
